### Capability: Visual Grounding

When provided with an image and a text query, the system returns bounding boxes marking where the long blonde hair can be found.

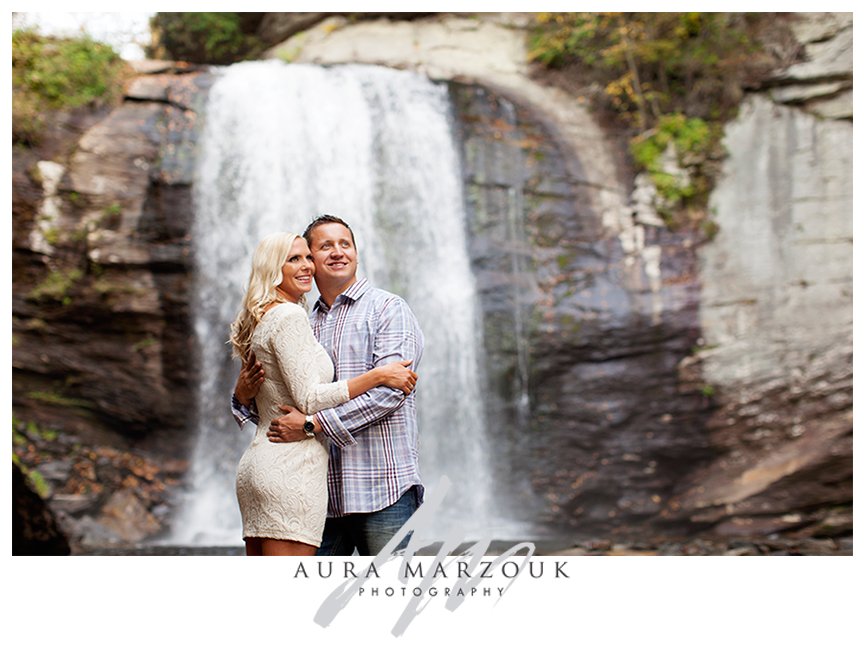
[229,232,304,362]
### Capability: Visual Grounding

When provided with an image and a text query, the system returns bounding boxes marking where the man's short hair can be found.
[303,214,356,248]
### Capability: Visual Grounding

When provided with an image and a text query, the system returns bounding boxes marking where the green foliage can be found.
[27,391,92,409]
[149,13,263,64]
[103,202,123,218]
[630,113,724,209]
[28,268,83,305]
[12,454,51,498]
[42,225,61,246]
[530,13,770,125]
[13,417,54,498]
[12,29,128,145]
[12,91,46,147]
[529,13,781,227]
[71,227,90,244]
[276,46,303,64]
[27,469,52,499]
[700,219,720,241]
[13,416,27,447]
[556,254,572,271]
[23,419,60,442]
[133,337,158,352]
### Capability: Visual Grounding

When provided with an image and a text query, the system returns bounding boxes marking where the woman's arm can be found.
[315,295,424,446]
[346,360,416,398]
[270,305,347,414]
[271,305,415,415]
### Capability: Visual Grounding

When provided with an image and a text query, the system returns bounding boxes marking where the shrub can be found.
[529,13,775,126]
[630,113,724,211]
[27,268,84,305]
[529,13,788,226]
[148,12,264,64]
[12,29,128,145]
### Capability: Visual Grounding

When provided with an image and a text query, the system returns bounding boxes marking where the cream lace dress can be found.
[235,302,349,546]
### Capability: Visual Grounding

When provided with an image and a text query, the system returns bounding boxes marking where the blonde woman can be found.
[229,232,417,556]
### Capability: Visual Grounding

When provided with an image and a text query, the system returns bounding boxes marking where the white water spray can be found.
[170,61,505,544]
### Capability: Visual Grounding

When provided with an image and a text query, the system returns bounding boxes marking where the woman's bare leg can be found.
[261,538,317,556]
[245,538,264,556]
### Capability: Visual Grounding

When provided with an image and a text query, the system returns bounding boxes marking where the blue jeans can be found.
[316,485,420,556]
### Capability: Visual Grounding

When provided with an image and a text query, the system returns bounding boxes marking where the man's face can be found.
[307,222,358,289]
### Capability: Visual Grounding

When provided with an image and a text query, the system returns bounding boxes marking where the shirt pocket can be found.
[344,318,375,369]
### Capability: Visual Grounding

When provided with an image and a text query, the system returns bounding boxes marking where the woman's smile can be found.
[278,237,316,302]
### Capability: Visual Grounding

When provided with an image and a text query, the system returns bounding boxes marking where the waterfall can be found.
[170,61,509,545]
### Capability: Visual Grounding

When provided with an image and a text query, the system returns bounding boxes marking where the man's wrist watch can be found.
[304,414,316,438]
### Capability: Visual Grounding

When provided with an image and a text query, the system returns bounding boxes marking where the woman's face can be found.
[277,237,315,302]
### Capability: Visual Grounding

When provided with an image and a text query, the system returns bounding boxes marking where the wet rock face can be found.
[445,12,852,541]
[679,90,853,538]
[450,83,712,537]
[450,24,852,538]
[12,64,210,456]
[11,64,210,549]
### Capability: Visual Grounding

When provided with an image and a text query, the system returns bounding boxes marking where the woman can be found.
[229,232,417,556]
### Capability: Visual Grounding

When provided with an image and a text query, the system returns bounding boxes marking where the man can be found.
[232,215,424,555]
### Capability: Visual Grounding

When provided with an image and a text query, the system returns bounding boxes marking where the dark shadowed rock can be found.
[13,463,71,555]
[256,12,437,49]
[451,82,711,537]
[12,70,206,452]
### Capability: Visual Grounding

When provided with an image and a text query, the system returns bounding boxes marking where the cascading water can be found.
[171,61,514,545]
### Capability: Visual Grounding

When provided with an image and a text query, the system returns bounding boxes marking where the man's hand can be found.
[267,405,309,443]
[235,352,264,406]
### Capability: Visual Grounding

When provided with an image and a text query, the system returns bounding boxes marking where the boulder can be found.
[98,489,162,543]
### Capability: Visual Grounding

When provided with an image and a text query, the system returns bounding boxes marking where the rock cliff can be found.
[678,12,852,538]
[11,13,852,550]
[12,61,208,550]
[262,11,852,540]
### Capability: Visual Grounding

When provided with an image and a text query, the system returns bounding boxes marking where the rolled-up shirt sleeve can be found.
[317,296,423,448]
[231,393,259,428]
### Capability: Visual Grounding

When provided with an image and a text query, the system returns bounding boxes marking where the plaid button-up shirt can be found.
[233,278,424,517]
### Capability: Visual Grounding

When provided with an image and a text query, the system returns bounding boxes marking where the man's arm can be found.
[316,296,423,447]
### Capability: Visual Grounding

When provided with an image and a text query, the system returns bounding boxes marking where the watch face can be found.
[304,421,315,432]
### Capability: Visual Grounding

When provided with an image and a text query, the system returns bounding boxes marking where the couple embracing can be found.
[229,215,424,556]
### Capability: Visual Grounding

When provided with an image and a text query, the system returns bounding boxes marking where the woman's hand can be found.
[235,352,264,406]
[377,360,418,395]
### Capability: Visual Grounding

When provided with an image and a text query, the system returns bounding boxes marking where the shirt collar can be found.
[342,277,370,302]
[312,277,370,313]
